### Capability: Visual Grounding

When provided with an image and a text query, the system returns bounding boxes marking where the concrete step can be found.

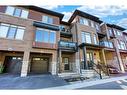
[58,72,80,78]
[81,70,97,78]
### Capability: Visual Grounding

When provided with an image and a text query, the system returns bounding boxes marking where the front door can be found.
[86,52,93,69]
[31,57,49,74]
[63,57,70,71]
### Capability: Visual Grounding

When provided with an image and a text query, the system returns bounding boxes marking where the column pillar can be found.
[101,49,107,65]
[75,49,80,74]
[21,51,30,77]
[51,52,57,75]
[82,46,88,69]
[114,39,125,73]
[59,49,62,73]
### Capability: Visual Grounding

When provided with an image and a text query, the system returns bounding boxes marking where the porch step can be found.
[58,72,80,79]
[81,70,97,78]
[81,69,109,79]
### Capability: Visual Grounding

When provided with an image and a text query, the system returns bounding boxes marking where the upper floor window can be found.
[90,21,95,28]
[79,18,89,26]
[125,35,127,41]
[93,34,98,45]
[108,29,113,36]
[117,31,122,36]
[114,29,122,36]
[0,23,25,40]
[35,28,56,43]
[81,32,91,44]
[42,15,53,24]
[118,41,126,50]
[95,24,100,31]
[5,6,29,19]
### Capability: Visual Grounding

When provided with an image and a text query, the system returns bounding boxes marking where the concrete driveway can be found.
[0,74,68,89]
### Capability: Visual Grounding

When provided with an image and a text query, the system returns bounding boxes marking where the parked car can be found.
[107,65,120,74]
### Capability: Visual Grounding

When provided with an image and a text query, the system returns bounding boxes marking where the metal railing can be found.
[58,40,77,51]
[89,61,109,79]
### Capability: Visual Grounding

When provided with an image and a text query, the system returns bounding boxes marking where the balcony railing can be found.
[58,41,77,51]
[99,41,114,48]
[59,26,72,37]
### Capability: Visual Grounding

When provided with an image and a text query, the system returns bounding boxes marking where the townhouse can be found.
[0,6,126,78]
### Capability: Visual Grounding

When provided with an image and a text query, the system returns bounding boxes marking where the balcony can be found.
[58,41,77,52]
[60,26,72,38]
[99,41,114,48]
[32,41,57,49]
[97,30,106,38]
[33,21,59,31]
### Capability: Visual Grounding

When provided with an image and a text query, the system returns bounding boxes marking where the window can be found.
[15,27,25,40]
[125,36,127,41]
[35,28,56,44]
[13,8,21,17]
[5,6,29,19]
[95,24,100,31]
[109,42,113,48]
[93,34,98,45]
[113,29,117,36]
[0,23,25,40]
[42,15,53,24]
[91,21,95,28]
[80,18,89,26]
[7,27,17,39]
[0,24,9,37]
[109,29,113,36]
[21,10,29,19]
[43,30,49,42]
[81,32,91,44]
[49,31,56,43]
[5,6,15,15]
[114,30,122,36]
[118,41,126,50]
[35,30,43,42]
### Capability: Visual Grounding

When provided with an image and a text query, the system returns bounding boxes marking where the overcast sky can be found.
[40,5,127,29]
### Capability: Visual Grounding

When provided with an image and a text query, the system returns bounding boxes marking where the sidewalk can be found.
[43,75,127,90]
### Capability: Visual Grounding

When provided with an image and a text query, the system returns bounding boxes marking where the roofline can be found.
[68,10,103,24]
[60,21,70,26]
[18,6,64,20]
[106,23,126,31]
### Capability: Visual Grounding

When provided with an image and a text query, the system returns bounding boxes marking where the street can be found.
[78,79,127,89]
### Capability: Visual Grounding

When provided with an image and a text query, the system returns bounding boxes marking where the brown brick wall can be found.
[0,6,6,13]
[0,13,59,53]
[28,10,42,21]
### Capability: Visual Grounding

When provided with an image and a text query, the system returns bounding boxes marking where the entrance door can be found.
[31,57,49,74]
[86,52,93,69]
[3,56,23,74]
[63,57,70,71]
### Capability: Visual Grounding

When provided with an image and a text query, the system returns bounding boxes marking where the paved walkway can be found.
[0,74,68,89]
[78,79,127,89]
[45,75,127,89]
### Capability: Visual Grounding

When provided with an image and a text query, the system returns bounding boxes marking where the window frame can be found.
[35,28,56,44]
[81,31,92,44]
[42,15,53,24]
[5,6,29,19]
[0,23,25,40]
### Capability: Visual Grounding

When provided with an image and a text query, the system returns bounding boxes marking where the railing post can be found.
[99,69,102,79]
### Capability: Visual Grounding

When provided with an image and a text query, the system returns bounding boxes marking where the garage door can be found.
[3,56,23,74]
[31,57,49,74]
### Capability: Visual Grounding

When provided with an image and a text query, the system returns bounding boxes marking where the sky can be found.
[41,5,127,29]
